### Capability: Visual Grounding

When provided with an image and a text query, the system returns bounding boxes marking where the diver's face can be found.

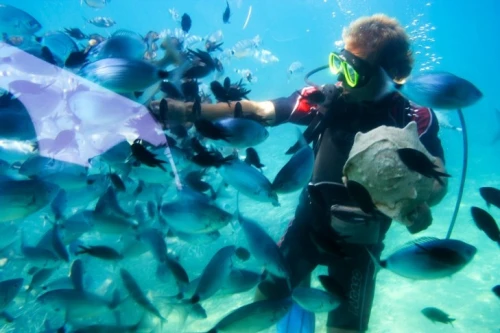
[341,46,390,103]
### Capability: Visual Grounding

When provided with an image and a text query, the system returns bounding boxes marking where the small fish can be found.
[131,139,167,171]
[272,130,313,194]
[208,298,293,332]
[235,247,251,261]
[345,180,376,214]
[292,287,341,313]
[223,1,231,23]
[397,148,450,186]
[479,187,500,209]
[470,206,500,244]
[85,16,116,28]
[51,223,70,262]
[109,173,126,192]
[287,61,304,81]
[120,269,165,321]
[82,0,110,9]
[181,13,192,33]
[399,72,482,110]
[26,268,55,295]
[76,245,123,261]
[492,285,500,299]
[245,148,264,170]
[219,157,279,206]
[369,237,477,280]
[191,245,236,303]
[160,81,183,100]
[64,27,87,40]
[421,307,455,325]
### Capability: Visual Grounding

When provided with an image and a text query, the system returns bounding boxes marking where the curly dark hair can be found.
[343,14,414,82]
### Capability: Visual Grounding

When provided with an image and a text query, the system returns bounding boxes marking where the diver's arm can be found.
[149,99,276,126]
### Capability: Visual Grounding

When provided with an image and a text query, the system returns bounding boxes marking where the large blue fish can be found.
[376,69,482,110]
[369,237,477,280]
[399,72,482,110]
[79,58,170,93]
[0,4,41,36]
[214,118,269,148]
[37,31,78,67]
[87,31,147,61]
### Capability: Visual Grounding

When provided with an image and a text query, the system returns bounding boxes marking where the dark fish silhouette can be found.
[235,247,251,261]
[194,119,231,142]
[479,187,500,209]
[64,27,87,40]
[181,13,192,33]
[234,101,243,118]
[109,173,126,192]
[130,139,167,171]
[160,81,183,100]
[244,148,264,170]
[223,1,231,23]
[181,80,199,102]
[492,285,500,298]
[397,148,450,186]
[421,307,455,326]
[318,275,347,300]
[65,51,88,68]
[470,206,500,244]
[345,180,376,214]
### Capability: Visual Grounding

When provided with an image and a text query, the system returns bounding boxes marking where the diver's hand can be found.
[404,203,433,234]
[149,98,194,124]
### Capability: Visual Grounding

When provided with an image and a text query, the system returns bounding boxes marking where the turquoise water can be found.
[0,0,499,332]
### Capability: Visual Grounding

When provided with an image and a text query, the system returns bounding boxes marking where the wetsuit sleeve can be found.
[271,86,320,126]
[413,106,446,163]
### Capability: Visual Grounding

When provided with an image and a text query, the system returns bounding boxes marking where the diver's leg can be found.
[325,215,392,332]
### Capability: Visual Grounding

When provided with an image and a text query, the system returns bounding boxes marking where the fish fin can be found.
[277,302,315,333]
[365,247,384,278]
[134,91,144,98]
[0,310,15,323]
[395,236,439,252]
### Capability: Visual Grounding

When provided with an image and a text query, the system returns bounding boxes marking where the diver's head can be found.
[330,14,414,103]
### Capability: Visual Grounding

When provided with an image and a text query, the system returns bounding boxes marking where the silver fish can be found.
[119,269,165,321]
[370,237,477,280]
[0,278,23,311]
[82,0,110,9]
[237,207,289,279]
[219,158,279,206]
[272,144,314,194]
[214,118,269,148]
[26,268,55,294]
[79,58,169,93]
[191,245,235,303]
[0,177,59,222]
[160,199,232,234]
[292,287,341,313]
[209,298,293,333]
[37,288,119,319]
[0,4,41,36]
[86,16,116,28]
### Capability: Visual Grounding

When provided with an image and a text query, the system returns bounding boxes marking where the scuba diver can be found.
[151,14,448,333]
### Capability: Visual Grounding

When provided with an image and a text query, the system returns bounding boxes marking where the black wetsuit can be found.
[258,85,444,331]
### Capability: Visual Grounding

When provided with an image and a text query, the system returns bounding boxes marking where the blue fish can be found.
[87,31,147,61]
[0,4,41,36]
[79,58,170,93]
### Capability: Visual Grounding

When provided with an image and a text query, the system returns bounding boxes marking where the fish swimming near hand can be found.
[79,58,170,93]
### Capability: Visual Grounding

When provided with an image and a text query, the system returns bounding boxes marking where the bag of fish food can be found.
[342,121,435,225]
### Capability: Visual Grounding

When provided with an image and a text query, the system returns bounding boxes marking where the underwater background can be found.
[0,0,499,332]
